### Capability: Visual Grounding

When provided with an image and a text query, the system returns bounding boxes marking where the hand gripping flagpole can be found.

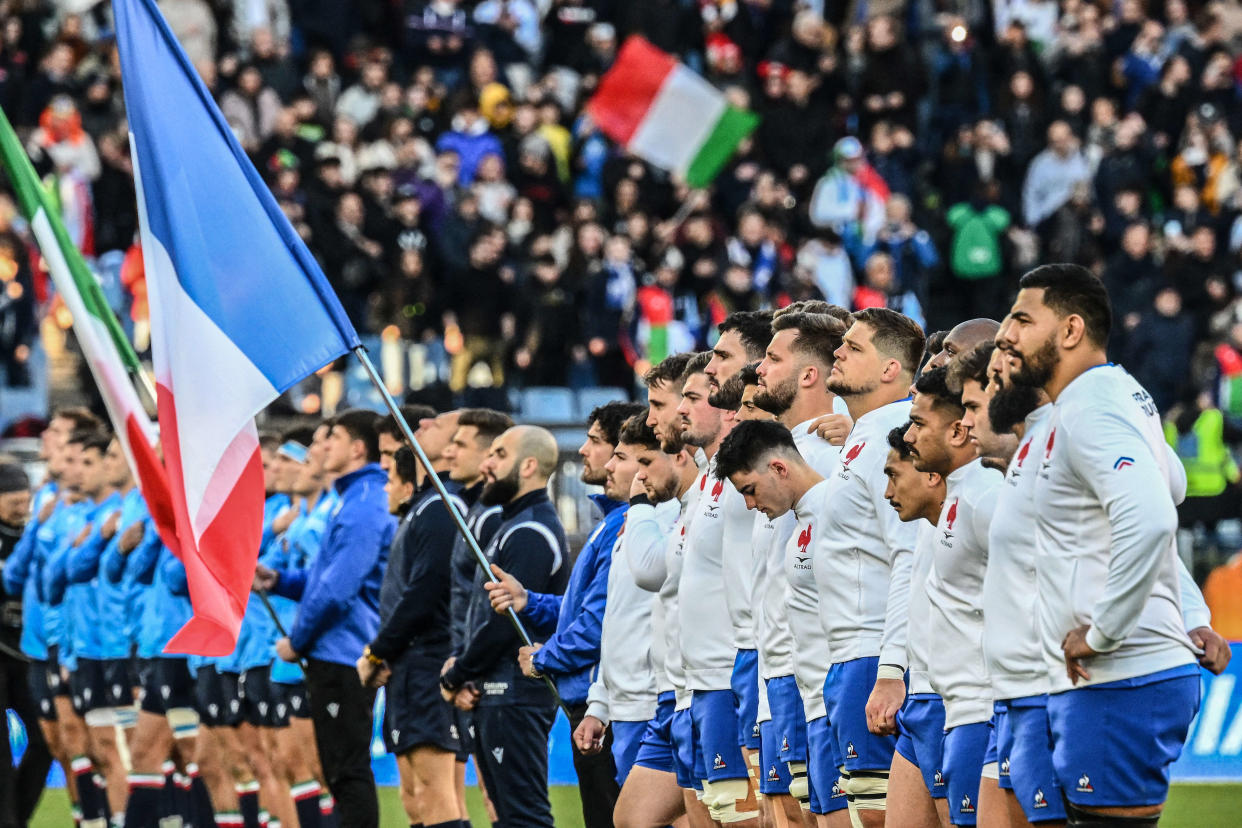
[351,346,571,718]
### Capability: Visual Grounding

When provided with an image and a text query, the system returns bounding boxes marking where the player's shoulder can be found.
[1059,365,1155,423]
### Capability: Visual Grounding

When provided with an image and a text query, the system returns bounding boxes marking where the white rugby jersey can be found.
[725,495,758,652]
[906,522,938,695]
[630,489,701,702]
[679,456,753,690]
[813,400,918,667]
[987,404,1214,701]
[1033,365,1196,691]
[753,512,794,680]
[586,500,679,725]
[984,404,1053,701]
[787,479,834,720]
[755,418,846,684]
[926,460,1002,728]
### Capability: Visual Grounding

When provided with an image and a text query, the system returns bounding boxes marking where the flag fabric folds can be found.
[113,0,360,656]
[587,36,759,188]
[0,107,180,555]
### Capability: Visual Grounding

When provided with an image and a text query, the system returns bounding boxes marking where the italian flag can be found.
[588,37,759,188]
[0,108,179,552]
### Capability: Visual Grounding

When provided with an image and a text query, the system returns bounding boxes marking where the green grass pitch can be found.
[26,783,1242,825]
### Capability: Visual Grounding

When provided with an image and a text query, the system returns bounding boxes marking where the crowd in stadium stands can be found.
[0,0,1241,409]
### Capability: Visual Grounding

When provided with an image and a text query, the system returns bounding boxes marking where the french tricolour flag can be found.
[113,0,360,655]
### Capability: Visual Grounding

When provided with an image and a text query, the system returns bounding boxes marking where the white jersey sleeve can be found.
[1060,397,1180,653]
[1035,366,1195,689]
[625,501,672,593]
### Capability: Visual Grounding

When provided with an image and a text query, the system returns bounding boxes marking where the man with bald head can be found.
[440,425,569,828]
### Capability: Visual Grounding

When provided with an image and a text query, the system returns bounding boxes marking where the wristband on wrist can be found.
[876,664,906,682]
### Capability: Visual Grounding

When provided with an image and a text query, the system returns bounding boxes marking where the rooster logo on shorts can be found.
[768,765,780,782]
[713,753,726,770]
[1077,774,1093,793]
[960,794,975,814]
[1033,789,1047,809]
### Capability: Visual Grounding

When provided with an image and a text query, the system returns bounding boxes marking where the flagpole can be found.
[256,588,309,671]
[350,346,570,717]
[130,366,158,415]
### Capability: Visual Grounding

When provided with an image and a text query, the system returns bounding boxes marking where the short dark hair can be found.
[946,341,995,395]
[588,402,647,445]
[331,409,383,463]
[69,430,111,455]
[852,307,926,376]
[644,352,694,389]
[680,351,713,383]
[1018,263,1112,346]
[737,361,761,388]
[51,407,102,433]
[772,312,846,369]
[457,408,514,446]
[392,446,418,486]
[718,311,775,360]
[378,405,436,439]
[281,425,317,448]
[887,423,914,461]
[618,413,660,451]
[715,420,799,481]
[258,431,283,452]
[913,365,963,417]
[780,301,853,327]
[923,330,948,367]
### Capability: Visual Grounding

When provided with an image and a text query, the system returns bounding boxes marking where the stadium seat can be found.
[520,387,577,425]
[575,387,630,420]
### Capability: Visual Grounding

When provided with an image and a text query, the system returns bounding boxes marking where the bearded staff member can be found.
[440,426,569,828]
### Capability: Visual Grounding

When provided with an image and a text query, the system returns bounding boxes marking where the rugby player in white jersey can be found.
[881,422,948,828]
[817,308,925,827]
[711,420,837,827]
[948,342,1021,828]
[753,310,851,825]
[704,311,777,778]
[999,264,1213,826]
[986,311,1230,828]
[716,362,782,826]
[675,350,760,825]
[878,322,1001,828]
[631,352,712,828]
[577,415,660,794]
[905,363,1003,827]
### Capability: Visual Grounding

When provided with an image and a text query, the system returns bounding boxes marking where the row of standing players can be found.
[470,264,1232,828]
[2,403,531,828]
[3,261,1234,828]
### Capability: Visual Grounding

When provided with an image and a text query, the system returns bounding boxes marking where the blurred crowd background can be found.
[3,0,1242,580]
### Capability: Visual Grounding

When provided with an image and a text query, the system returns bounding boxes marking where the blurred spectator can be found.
[852,251,925,329]
[1128,286,1196,413]
[1101,221,1162,357]
[859,194,939,305]
[1023,120,1090,229]
[0,0,1239,448]
[220,64,282,152]
[0,228,35,387]
[1165,393,1242,549]
[947,183,1012,319]
[443,229,514,392]
[808,136,888,245]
